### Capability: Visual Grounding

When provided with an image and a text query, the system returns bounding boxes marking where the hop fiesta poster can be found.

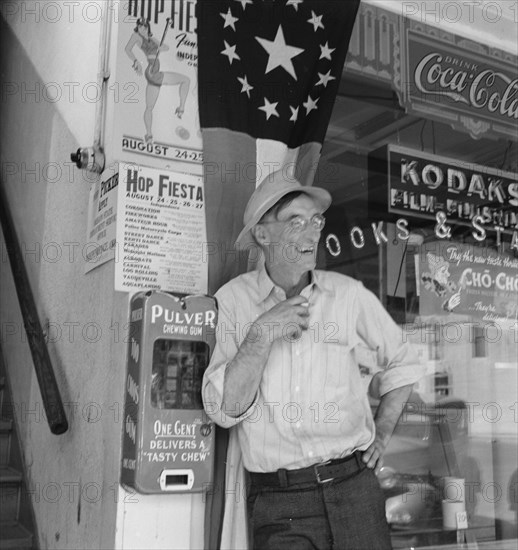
[419,241,518,323]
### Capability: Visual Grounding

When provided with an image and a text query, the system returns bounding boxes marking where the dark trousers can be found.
[247,466,392,550]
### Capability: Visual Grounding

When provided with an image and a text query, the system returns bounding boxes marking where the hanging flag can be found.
[198,0,361,292]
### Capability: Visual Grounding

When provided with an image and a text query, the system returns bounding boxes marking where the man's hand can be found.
[253,295,310,343]
[223,296,310,415]
[362,383,414,475]
[362,436,387,475]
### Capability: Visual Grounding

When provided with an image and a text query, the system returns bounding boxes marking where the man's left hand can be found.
[362,437,386,475]
[361,383,415,476]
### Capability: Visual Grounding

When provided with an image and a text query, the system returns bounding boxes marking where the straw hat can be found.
[235,170,332,249]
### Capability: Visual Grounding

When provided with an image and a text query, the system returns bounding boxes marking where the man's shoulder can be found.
[215,271,258,298]
[315,269,363,291]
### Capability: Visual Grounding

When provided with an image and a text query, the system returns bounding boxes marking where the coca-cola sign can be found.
[403,30,518,137]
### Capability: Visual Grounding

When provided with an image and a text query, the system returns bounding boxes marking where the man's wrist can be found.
[244,321,275,349]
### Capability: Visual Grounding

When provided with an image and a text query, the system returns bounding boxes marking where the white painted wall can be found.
[0,2,205,548]
[1,0,101,143]
[0,3,121,548]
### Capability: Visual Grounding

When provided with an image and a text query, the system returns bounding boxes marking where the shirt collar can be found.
[257,264,276,302]
[256,264,327,303]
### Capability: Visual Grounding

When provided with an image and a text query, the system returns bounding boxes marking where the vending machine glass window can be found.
[151,339,209,410]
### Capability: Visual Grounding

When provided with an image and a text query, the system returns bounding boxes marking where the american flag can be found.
[198,0,360,291]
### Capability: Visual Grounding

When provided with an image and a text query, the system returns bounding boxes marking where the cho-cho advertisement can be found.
[113,0,202,173]
[419,241,518,323]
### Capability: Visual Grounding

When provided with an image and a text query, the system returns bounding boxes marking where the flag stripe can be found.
[201,128,257,290]
[255,139,321,187]
[202,130,324,292]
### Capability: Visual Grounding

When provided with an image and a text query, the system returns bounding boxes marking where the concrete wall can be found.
[0,4,123,549]
[0,2,205,548]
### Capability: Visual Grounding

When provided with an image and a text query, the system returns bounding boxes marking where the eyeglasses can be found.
[260,214,326,234]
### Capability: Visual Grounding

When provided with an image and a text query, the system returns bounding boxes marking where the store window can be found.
[316,64,517,548]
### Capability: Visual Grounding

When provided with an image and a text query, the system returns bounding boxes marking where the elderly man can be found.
[203,170,425,550]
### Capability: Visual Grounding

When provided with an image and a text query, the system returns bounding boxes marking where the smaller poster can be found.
[115,163,207,294]
[113,0,202,174]
[85,165,118,273]
[419,241,518,323]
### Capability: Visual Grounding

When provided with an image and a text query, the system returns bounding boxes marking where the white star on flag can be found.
[234,0,252,10]
[220,8,239,31]
[289,105,299,122]
[307,10,324,32]
[316,70,336,87]
[258,98,279,120]
[237,75,253,98]
[286,0,303,10]
[303,94,318,114]
[221,41,240,64]
[255,25,304,80]
[320,42,335,60]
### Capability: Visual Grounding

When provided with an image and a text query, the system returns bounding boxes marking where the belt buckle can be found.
[313,460,333,484]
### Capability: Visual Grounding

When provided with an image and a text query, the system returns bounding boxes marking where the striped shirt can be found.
[202,267,425,473]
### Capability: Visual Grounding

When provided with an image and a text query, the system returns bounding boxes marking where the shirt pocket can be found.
[321,342,358,392]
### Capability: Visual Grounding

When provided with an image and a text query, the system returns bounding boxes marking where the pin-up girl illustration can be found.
[125,18,190,144]
[422,253,463,312]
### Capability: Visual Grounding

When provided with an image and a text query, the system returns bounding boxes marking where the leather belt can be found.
[248,452,365,488]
